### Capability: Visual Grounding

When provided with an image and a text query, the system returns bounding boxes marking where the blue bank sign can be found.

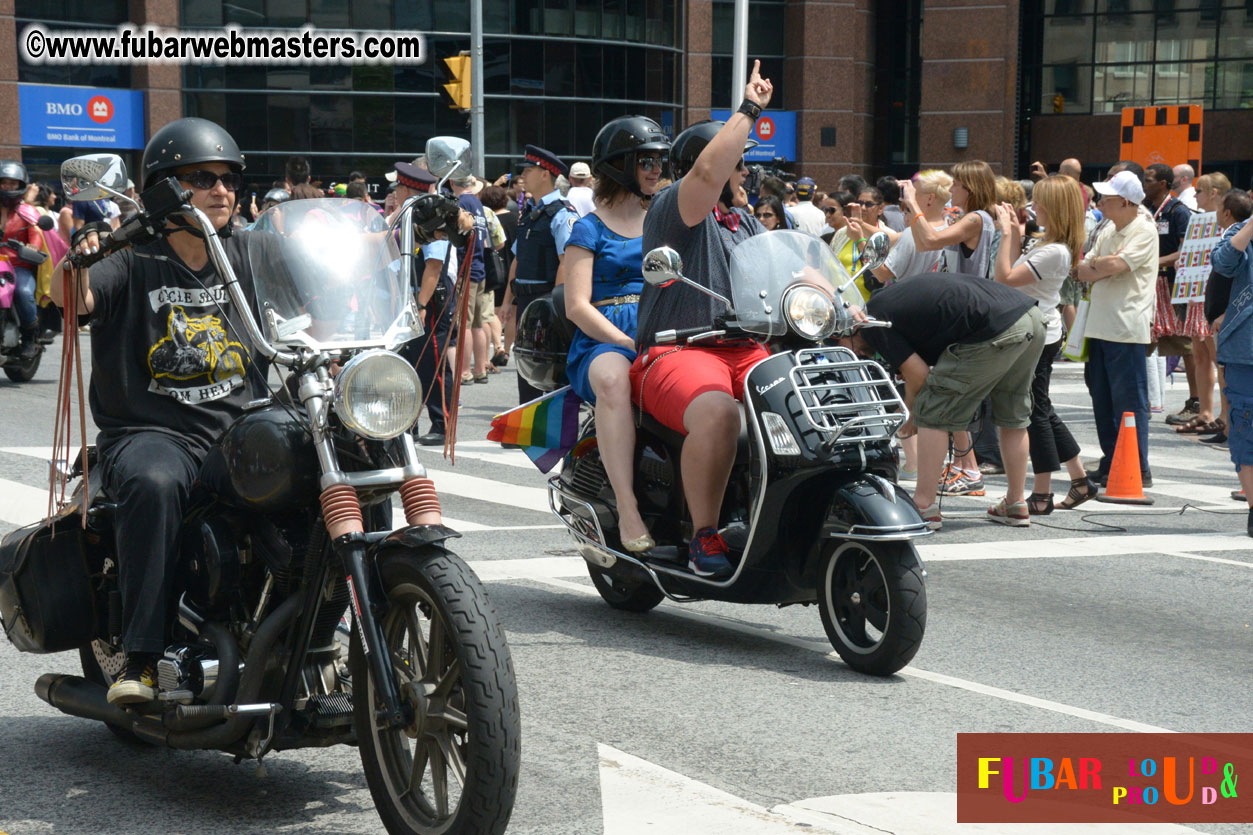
[19,84,145,150]
[710,109,797,163]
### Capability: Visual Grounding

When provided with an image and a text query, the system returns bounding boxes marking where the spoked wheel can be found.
[818,541,926,676]
[587,564,664,613]
[352,550,519,835]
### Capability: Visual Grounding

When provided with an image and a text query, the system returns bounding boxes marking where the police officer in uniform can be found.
[503,145,578,402]
[391,161,456,445]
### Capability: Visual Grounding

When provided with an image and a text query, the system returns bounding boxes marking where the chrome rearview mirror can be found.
[61,154,128,202]
[425,136,472,185]
[642,246,684,287]
[859,232,891,271]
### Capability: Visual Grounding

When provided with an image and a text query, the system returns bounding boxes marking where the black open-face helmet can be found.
[141,117,246,190]
[670,120,759,180]
[591,116,671,198]
[514,288,574,393]
[0,160,29,202]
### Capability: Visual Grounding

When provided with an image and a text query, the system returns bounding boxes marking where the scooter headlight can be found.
[783,285,837,341]
[333,350,422,440]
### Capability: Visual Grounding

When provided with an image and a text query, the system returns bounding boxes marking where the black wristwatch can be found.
[737,100,762,121]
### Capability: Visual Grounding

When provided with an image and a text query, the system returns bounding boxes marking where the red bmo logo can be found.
[755,116,775,140]
[87,96,113,124]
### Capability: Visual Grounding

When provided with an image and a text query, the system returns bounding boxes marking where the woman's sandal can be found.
[1027,492,1054,516]
[1175,416,1220,434]
[1058,476,1099,510]
[621,532,655,553]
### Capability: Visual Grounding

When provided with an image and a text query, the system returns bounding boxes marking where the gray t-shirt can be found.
[637,179,764,349]
[946,209,995,278]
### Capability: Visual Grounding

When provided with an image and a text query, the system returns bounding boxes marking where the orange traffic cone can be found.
[1097,411,1154,505]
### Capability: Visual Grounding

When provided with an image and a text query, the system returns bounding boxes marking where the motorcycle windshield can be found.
[728,230,861,337]
[248,198,416,350]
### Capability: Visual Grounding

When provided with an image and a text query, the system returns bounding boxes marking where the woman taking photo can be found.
[902,159,997,278]
[563,116,670,553]
[872,169,953,285]
[991,174,1097,516]
[753,194,785,231]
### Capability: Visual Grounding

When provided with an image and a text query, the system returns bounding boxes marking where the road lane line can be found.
[524,577,1175,733]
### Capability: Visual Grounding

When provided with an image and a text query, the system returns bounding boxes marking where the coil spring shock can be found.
[320,483,363,539]
[399,477,442,526]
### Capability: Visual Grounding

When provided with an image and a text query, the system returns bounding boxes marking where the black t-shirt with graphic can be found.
[87,230,273,457]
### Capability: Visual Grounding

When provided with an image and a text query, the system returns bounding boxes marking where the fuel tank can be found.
[202,404,320,514]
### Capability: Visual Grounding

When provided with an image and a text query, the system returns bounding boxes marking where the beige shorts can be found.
[469,280,497,328]
[912,307,1046,432]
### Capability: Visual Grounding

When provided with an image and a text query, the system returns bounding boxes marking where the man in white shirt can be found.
[788,176,827,236]
[566,161,597,217]
[1173,163,1198,211]
[1075,170,1160,486]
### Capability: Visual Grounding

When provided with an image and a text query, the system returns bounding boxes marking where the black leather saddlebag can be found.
[0,512,96,654]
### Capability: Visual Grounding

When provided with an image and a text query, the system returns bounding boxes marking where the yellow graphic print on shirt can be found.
[147,305,250,386]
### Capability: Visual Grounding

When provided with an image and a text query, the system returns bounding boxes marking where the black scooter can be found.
[539,231,929,676]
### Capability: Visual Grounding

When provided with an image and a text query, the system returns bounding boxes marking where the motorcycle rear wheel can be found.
[79,641,142,743]
[352,548,519,835]
[4,351,40,382]
[819,541,926,676]
[587,564,664,613]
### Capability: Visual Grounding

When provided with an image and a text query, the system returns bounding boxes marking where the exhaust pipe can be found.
[35,673,140,731]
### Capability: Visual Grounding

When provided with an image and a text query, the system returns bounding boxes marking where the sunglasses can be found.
[823,206,840,214]
[850,201,880,208]
[735,159,746,171]
[755,211,775,218]
[180,170,243,191]
[637,156,667,172]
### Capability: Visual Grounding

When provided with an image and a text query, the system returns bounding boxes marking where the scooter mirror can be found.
[642,246,684,287]
[61,154,128,202]
[425,137,472,180]
[859,232,890,271]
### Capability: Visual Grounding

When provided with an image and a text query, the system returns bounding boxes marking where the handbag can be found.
[483,247,507,292]
[1062,296,1091,362]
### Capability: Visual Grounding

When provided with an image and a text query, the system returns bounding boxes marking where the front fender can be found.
[369,523,463,566]
[822,476,931,541]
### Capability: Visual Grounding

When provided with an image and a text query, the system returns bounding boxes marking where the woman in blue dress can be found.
[564,116,671,553]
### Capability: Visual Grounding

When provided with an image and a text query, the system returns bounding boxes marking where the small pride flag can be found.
[487,386,583,473]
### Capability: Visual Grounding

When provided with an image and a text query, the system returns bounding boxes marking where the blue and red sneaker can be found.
[688,527,734,579]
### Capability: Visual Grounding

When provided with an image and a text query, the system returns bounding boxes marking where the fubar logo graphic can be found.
[958,733,1251,824]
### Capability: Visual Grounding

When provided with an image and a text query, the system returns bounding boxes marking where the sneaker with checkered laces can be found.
[987,498,1030,527]
[938,467,986,496]
[106,653,158,705]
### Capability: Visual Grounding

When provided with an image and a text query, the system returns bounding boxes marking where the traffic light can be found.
[443,54,471,111]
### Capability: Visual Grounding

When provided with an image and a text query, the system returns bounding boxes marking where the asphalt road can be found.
[0,338,1250,835]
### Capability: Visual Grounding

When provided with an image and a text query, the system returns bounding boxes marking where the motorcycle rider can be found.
[51,118,271,705]
[1,161,44,359]
[631,60,773,579]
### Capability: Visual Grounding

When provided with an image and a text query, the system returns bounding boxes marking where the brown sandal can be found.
[1058,476,1099,510]
[1179,418,1225,436]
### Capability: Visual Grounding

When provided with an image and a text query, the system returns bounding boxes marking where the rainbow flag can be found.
[487,386,583,473]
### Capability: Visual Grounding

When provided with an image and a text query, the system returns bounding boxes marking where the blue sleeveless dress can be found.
[565,214,643,405]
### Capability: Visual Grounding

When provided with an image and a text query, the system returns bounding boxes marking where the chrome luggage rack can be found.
[788,346,907,445]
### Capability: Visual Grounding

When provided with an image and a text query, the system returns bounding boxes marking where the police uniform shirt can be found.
[511,189,577,268]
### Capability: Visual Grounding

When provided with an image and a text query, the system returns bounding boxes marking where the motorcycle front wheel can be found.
[818,540,926,676]
[351,548,519,835]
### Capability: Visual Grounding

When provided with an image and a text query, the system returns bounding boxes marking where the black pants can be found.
[399,287,455,435]
[513,283,551,404]
[1028,338,1080,475]
[99,431,203,656]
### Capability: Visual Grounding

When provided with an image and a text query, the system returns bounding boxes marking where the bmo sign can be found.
[19,84,144,149]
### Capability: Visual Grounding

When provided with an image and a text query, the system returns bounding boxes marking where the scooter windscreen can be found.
[248,198,416,351]
[728,230,860,338]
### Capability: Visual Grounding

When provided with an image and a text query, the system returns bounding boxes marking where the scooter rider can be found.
[51,118,271,706]
[631,60,773,579]
[0,161,44,359]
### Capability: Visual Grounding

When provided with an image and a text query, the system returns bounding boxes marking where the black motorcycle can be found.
[0,214,54,382]
[530,230,929,676]
[0,143,518,835]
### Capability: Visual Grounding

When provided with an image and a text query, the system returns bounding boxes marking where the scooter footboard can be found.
[822,475,932,543]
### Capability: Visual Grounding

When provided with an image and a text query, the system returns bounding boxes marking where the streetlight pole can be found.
[470,0,485,177]
[731,0,749,109]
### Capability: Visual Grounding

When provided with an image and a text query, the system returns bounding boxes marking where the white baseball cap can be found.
[569,162,592,179]
[1093,170,1145,204]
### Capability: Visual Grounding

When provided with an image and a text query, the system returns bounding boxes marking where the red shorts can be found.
[629,344,771,434]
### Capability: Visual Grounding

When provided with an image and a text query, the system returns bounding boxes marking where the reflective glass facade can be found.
[1024,0,1253,115]
[179,0,683,179]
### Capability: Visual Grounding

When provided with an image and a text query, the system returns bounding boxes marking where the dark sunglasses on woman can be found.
[637,156,667,173]
[180,170,244,191]
[755,211,775,219]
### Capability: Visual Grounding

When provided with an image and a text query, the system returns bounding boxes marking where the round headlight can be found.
[783,285,838,340]
[333,350,422,440]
